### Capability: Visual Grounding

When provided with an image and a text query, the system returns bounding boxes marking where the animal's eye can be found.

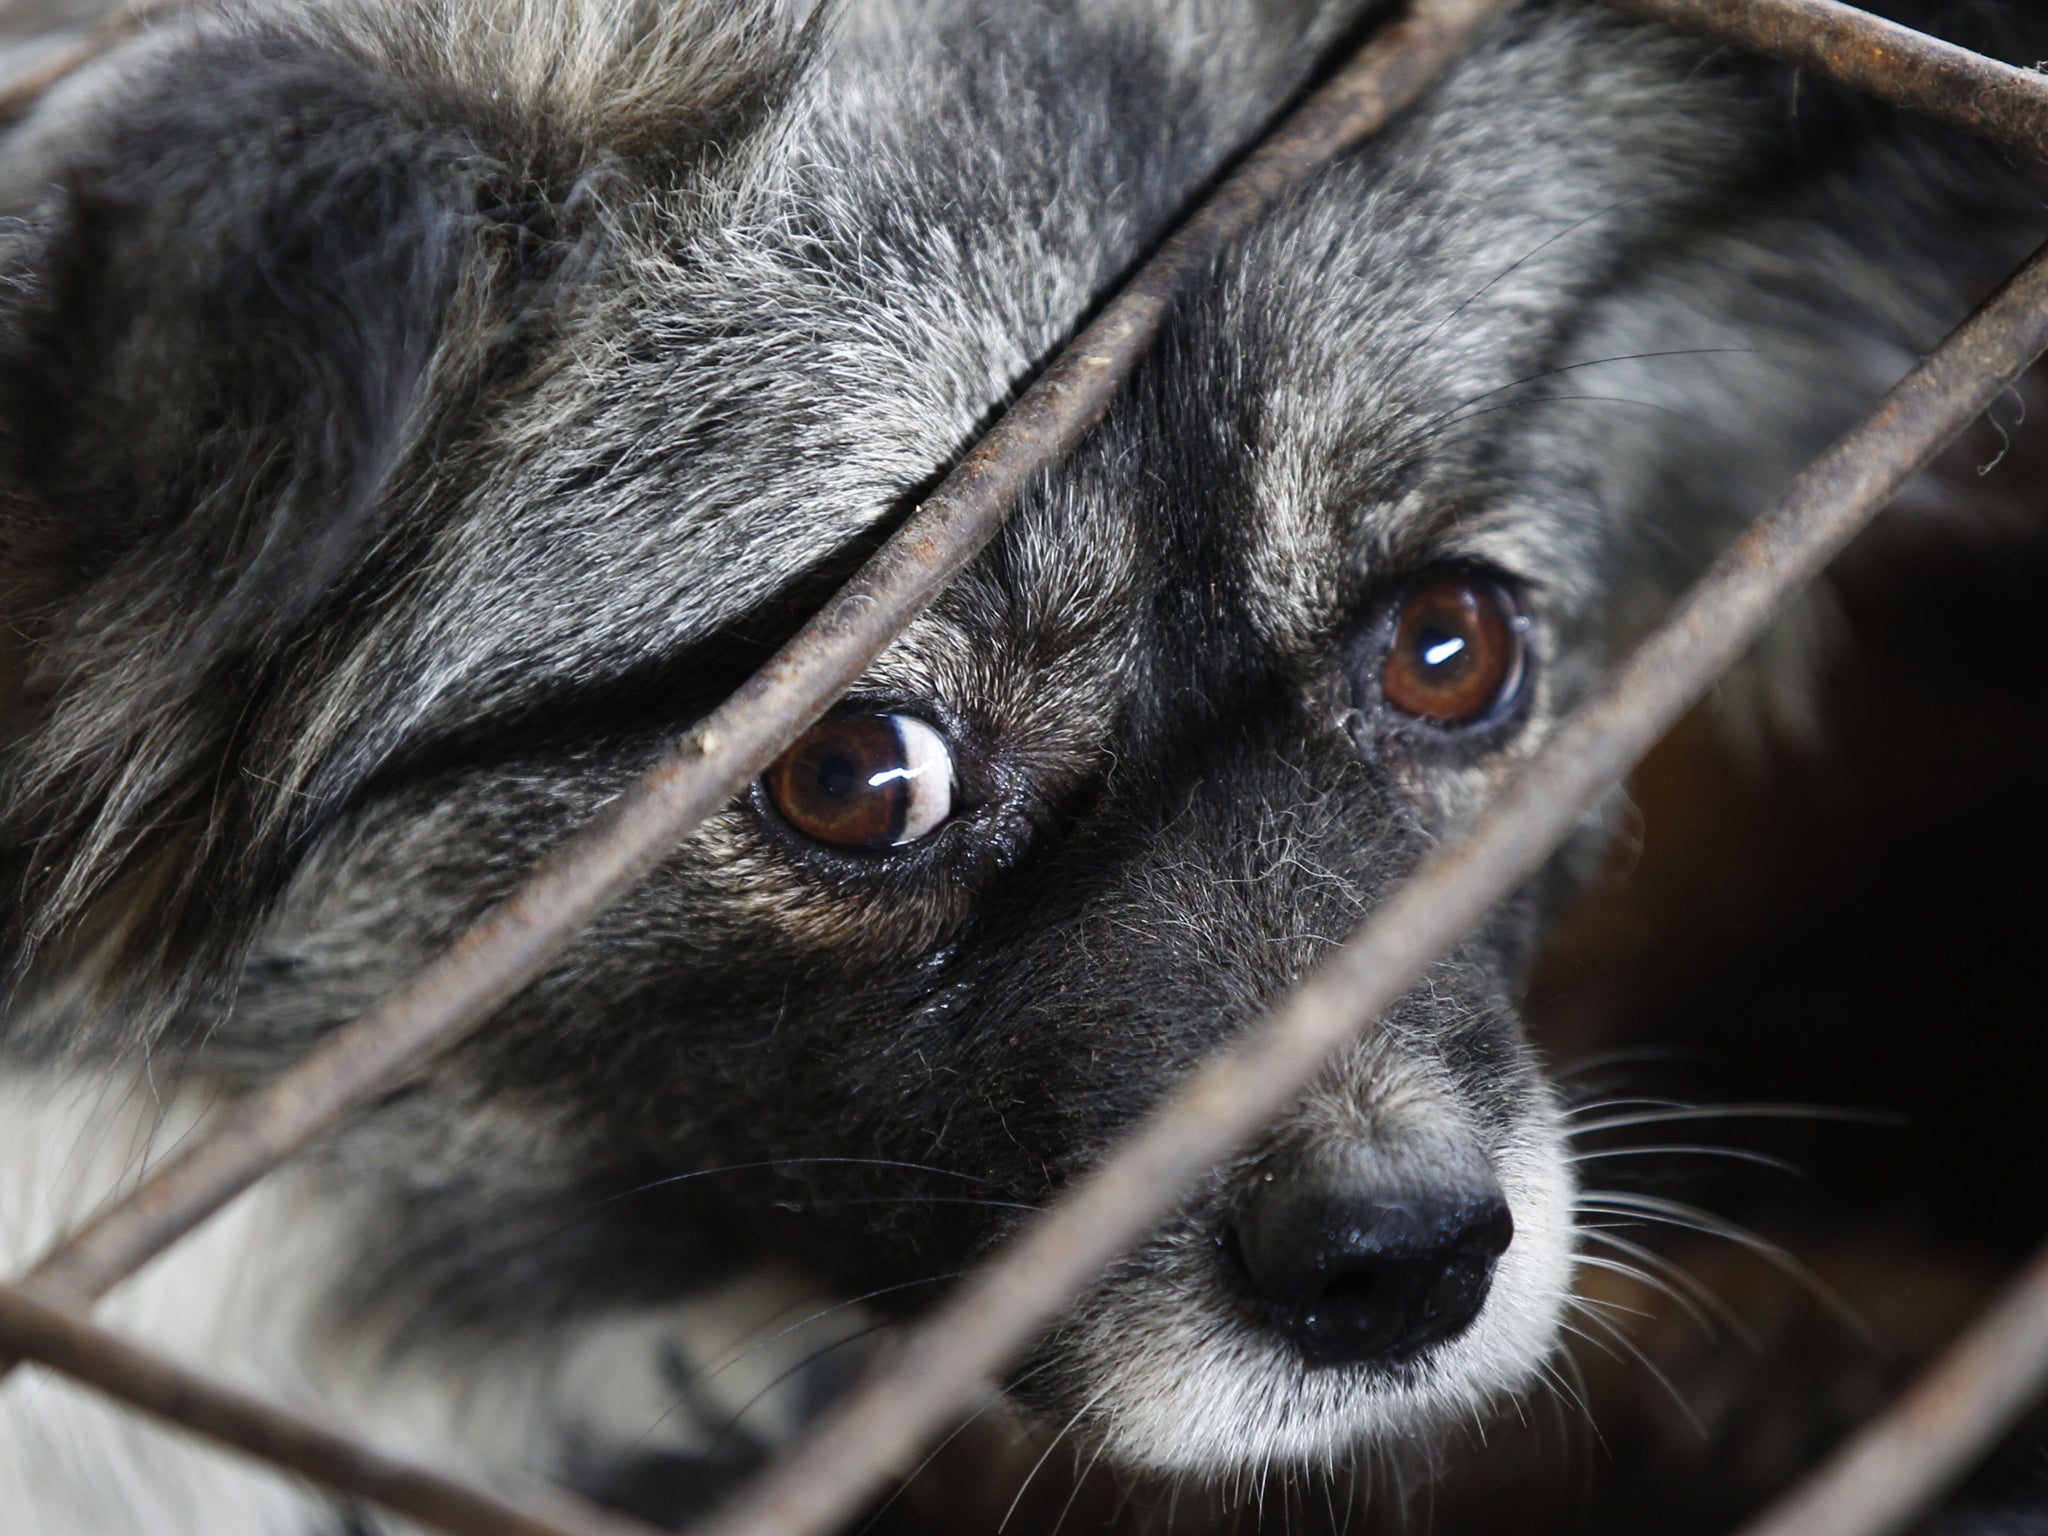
[1382,575,1526,726]
[763,714,955,849]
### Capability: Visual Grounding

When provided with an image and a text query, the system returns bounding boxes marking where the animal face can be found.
[1,0,2040,1511]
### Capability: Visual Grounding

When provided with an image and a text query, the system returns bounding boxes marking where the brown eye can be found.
[763,713,954,849]
[1382,575,1526,726]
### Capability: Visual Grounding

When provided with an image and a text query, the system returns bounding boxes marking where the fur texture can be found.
[0,0,2042,1528]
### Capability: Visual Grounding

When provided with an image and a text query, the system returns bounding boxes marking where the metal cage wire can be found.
[0,3,2044,1536]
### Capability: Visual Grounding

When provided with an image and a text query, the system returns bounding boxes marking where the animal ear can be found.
[0,4,815,1021]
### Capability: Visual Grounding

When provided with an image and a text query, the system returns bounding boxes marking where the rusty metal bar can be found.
[3,0,1509,1340]
[683,242,2048,1536]
[0,1281,666,1536]
[1597,0,2048,164]
[1728,1237,2048,1536]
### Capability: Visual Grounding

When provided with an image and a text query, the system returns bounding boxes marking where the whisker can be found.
[688,1271,965,1396]
[1566,1103,1896,1138]
[1555,1344,1608,1470]
[1435,392,1695,431]
[703,1317,896,1461]
[1566,1299,1706,1437]
[1049,1425,1112,1536]
[1378,194,1650,387]
[595,1155,998,1211]
[1570,1289,1656,1324]
[1411,346,1758,440]
[1102,1464,1142,1536]
[1338,1459,1361,1536]
[850,1360,1056,1536]
[1550,1048,1702,1083]
[1554,1316,1625,1370]
[1573,1251,1717,1338]
[1522,1362,1573,1485]
[867,1370,1045,1533]
[630,1294,831,1451]
[1575,1191,1879,1346]
[1567,1142,1805,1177]
[1000,1384,1111,1533]
[1561,1094,1694,1119]
[1534,1352,1598,1441]
[1578,1226,1754,1345]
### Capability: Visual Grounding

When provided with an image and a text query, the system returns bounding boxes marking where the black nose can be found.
[1229,1174,1514,1367]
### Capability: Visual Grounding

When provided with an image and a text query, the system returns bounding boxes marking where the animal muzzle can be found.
[1021,1036,1568,1475]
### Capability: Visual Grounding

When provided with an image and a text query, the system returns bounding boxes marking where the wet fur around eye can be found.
[0,0,2044,1531]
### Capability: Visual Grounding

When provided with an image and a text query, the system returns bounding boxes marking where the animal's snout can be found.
[1228,1164,1514,1368]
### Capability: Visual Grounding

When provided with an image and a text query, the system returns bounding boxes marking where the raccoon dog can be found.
[0,0,2040,1529]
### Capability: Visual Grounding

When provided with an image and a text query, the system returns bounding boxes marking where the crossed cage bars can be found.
[0,1,2045,1534]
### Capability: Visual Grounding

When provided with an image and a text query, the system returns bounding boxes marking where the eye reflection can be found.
[763,713,955,849]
